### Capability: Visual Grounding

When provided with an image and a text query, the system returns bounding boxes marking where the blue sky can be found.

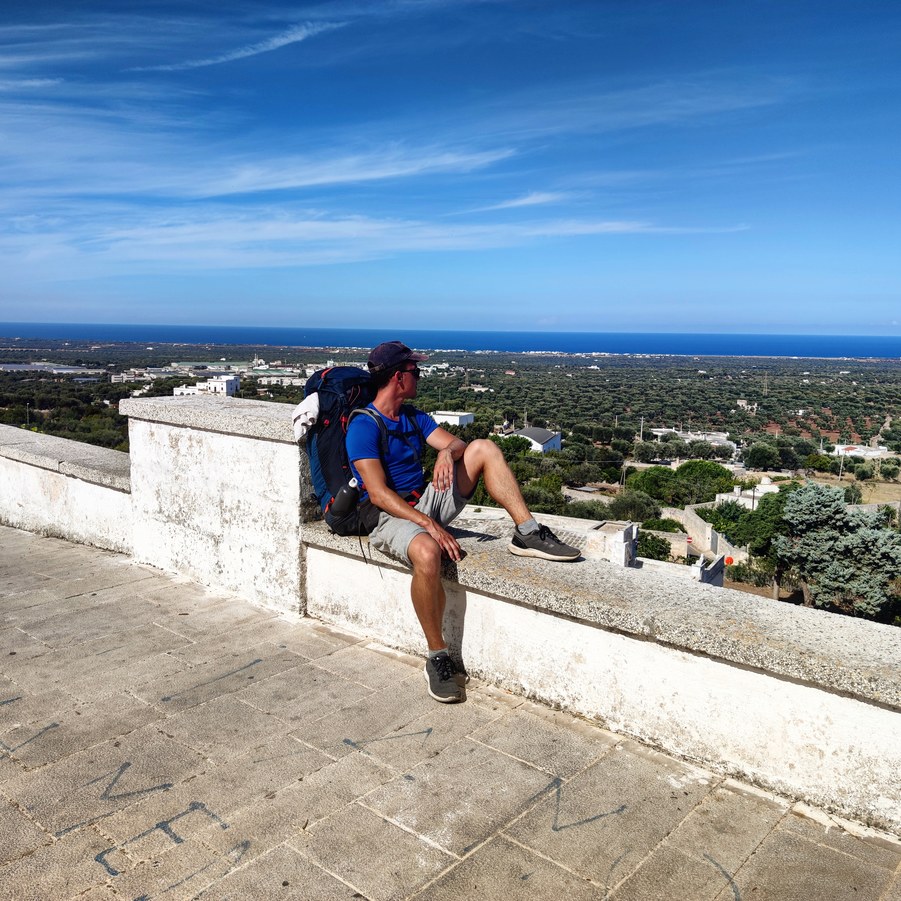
[1,0,899,334]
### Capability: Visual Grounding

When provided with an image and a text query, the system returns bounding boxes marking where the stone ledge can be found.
[304,517,901,712]
[120,395,295,443]
[0,424,130,492]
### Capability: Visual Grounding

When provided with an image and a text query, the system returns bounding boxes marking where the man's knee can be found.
[466,438,504,468]
[408,533,442,575]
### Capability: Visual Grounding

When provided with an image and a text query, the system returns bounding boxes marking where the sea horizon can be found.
[2,322,900,360]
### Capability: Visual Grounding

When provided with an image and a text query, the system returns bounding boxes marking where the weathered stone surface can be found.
[0,425,130,491]
[127,416,304,613]
[306,519,901,710]
[304,539,901,835]
[120,394,295,442]
[2,525,900,901]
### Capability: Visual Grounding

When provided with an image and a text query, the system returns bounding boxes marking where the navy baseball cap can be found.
[367,341,428,373]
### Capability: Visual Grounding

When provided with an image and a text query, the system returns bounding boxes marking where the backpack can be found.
[301,367,424,536]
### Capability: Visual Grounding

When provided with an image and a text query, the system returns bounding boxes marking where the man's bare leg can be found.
[455,439,530,523]
[408,533,463,702]
[407,533,447,649]
[455,438,580,562]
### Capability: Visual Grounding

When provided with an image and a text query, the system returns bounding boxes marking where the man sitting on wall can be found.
[346,340,580,704]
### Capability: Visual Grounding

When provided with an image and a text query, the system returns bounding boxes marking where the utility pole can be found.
[639,415,644,441]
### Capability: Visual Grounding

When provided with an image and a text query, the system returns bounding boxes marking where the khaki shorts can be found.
[368,471,471,565]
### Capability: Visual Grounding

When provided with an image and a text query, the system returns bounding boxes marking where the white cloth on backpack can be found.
[291,393,320,442]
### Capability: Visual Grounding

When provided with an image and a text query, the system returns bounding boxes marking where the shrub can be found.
[641,517,685,533]
[637,531,671,561]
[606,489,661,522]
[562,500,610,521]
[726,558,775,588]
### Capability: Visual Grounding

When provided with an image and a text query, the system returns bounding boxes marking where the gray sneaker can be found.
[509,524,580,561]
[450,653,470,686]
[424,652,465,703]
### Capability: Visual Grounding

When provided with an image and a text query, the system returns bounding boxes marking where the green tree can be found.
[686,439,716,460]
[632,441,661,463]
[490,434,532,462]
[563,499,610,521]
[773,483,901,619]
[804,453,837,473]
[641,517,685,532]
[626,466,681,504]
[637,531,671,561]
[696,500,747,543]
[606,489,661,522]
[745,442,781,470]
[674,460,735,504]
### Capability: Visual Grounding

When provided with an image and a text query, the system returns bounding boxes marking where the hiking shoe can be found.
[450,654,470,686]
[509,524,580,561]
[424,652,464,703]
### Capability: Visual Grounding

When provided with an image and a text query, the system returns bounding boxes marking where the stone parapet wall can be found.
[0,424,131,552]
[120,396,307,613]
[673,504,749,563]
[0,401,899,833]
[306,525,900,832]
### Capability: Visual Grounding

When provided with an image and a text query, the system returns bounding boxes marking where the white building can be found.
[649,427,735,451]
[431,411,474,427]
[832,444,890,459]
[714,476,781,510]
[514,427,562,453]
[174,375,240,397]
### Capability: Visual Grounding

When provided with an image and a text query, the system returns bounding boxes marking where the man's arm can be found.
[354,455,462,560]
[426,427,467,494]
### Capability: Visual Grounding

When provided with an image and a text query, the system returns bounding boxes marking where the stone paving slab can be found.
[1,525,900,900]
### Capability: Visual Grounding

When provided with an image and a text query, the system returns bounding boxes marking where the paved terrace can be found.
[1,525,900,901]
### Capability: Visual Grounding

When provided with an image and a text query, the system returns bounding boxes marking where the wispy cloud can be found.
[195,147,515,197]
[130,21,345,72]
[0,202,745,277]
[453,74,800,145]
[469,191,570,212]
[0,78,62,89]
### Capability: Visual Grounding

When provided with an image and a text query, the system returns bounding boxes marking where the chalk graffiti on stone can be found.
[94,800,229,877]
[55,761,175,837]
[0,722,59,756]
[342,727,434,752]
[160,658,263,702]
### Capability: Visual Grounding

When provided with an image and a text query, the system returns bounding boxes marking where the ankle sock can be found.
[428,648,449,658]
[516,518,540,535]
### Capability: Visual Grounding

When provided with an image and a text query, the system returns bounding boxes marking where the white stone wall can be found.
[0,426,132,553]
[0,456,132,553]
[305,545,901,834]
[4,401,898,835]
[127,418,303,613]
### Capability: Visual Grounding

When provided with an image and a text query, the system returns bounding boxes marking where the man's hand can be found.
[423,516,462,561]
[432,447,455,493]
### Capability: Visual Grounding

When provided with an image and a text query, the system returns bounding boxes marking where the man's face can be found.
[397,364,421,398]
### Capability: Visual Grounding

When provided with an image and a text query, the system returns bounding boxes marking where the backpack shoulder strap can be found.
[400,405,427,460]
[348,406,390,460]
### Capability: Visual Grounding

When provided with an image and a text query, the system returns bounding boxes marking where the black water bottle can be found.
[329,478,360,517]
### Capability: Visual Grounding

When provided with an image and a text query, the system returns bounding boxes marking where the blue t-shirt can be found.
[346,404,437,498]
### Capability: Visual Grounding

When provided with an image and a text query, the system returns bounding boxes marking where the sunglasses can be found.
[399,366,421,379]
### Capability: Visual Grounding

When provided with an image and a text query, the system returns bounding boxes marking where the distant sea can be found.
[1,322,900,359]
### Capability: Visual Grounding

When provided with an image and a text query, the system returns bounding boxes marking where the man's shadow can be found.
[437,526,501,681]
